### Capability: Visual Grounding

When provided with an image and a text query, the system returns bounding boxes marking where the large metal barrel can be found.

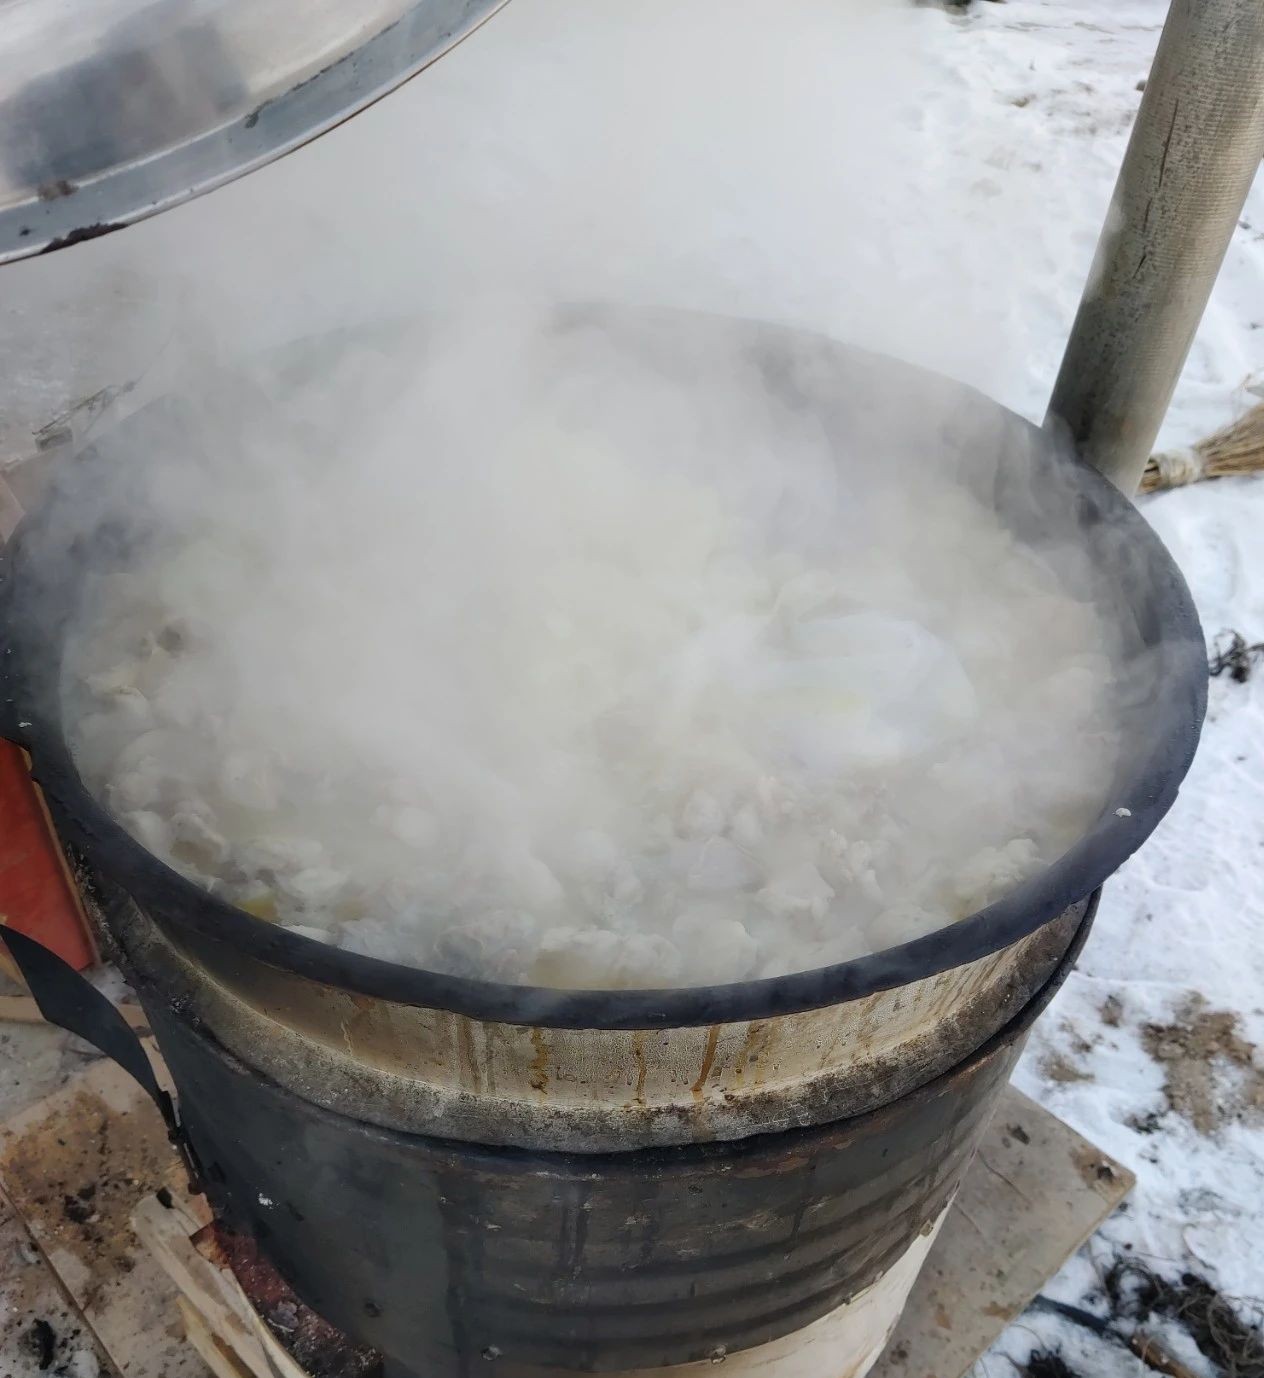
[0,310,1207,1378]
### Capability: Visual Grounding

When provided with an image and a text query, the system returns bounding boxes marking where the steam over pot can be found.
[0,308,1206,1377]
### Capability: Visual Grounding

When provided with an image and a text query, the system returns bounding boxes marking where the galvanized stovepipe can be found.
[1047,0,1264,495]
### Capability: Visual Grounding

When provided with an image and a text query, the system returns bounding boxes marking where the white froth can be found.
[63,316,1122,988]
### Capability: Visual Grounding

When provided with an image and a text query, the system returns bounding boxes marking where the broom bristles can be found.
[1140,400,1264,493]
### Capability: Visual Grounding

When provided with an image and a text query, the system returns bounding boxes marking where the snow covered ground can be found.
[1,0,1262,1374]
[1000,471,1264,1376]
[923,3,1264,1374]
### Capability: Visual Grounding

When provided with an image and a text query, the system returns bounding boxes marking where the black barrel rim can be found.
[0,318,1207,1030]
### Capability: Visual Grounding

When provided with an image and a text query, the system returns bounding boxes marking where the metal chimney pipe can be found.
[1046,0,1264,494]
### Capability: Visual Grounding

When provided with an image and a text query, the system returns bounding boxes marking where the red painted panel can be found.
[0,739,96,976]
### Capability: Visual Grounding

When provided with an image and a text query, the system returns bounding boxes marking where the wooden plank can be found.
[873,1087,1134,1378]
[0,1182,112,1377]
[245,1306,322,1378]
[0,993,150,1031]
[131,1194,273,1377]
[0,1056,211,1378]
[179,1298,257,1378]
[169,1253,309,1378]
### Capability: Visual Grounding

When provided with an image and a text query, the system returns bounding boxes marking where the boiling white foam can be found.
[63,316,1122,988]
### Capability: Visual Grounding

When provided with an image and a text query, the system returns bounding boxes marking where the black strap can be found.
[0,925,201,1189]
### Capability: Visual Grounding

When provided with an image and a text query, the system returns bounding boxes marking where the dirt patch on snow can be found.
[1099,993,1124,1028]
[1042,1020,1097,1085]
[1142,994,1264,1134]
[1043,1052,1092,1085]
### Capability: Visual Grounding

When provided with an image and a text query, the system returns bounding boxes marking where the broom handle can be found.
[1046,0,1264,495]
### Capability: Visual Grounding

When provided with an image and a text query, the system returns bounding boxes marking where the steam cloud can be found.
[14,1,1141,987]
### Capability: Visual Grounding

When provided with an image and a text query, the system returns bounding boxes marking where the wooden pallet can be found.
[0,1052,1133,1378]
[0,1056,212,1378]
[130,1194,309,1378]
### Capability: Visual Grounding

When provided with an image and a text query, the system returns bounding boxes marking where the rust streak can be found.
[692,1025,721,1100]
[528,1028,550,1094]
[632,1032,647,1105]
[457,1018,482,1095]
[734,1022,757,1083]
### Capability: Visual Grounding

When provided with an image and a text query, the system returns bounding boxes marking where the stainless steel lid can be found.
[0,0,509,263]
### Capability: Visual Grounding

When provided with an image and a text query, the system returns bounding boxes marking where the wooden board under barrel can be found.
[0,1054,1131,1378]
[872,1087,1135,1378]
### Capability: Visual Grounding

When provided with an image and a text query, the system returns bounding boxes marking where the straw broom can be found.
[1139,400,1264,494]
